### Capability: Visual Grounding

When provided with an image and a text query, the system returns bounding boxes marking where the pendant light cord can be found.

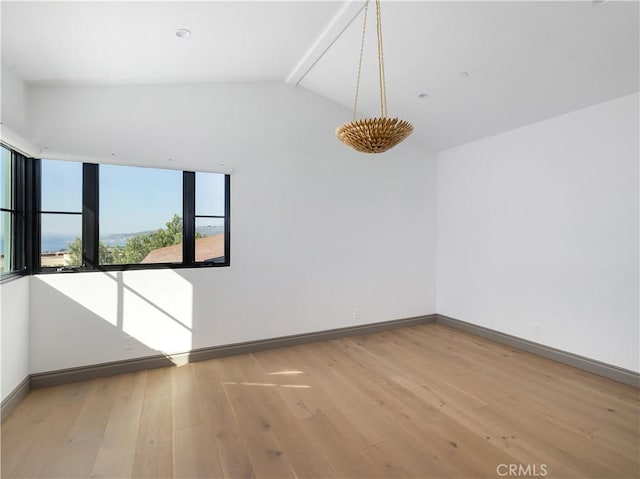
[338,0,413,154]
[352,0,388,121]
[375,0,388,118]
[352,0,369,121]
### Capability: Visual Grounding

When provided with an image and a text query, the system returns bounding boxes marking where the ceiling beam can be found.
[286,0,365,85]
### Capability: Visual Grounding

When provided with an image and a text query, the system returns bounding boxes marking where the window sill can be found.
[36,261,230,274]
[0,270,29,284]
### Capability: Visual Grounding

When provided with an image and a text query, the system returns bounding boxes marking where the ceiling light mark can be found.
[176,29,191,38]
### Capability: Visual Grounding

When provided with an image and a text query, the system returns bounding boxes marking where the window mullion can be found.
[82,163,99,270]
[224,174,231,265]
[183,171,196,266]
[9,151,17,272]
[13,152,25,271]
[30,158,41,271]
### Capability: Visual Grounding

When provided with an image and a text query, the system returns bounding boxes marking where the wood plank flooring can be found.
[2,323,638,478]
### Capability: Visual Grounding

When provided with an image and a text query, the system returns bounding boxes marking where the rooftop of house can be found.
[141,234,224,264]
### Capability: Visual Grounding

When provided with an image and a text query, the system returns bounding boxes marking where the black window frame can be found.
[191,171,230,265]
[35,159,230,273]
[0,144,29,282]
[37,158,84,271]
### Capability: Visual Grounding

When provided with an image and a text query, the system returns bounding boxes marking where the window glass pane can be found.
[41,214,82,267]
[196,172,225,216]
[100,164,182,265]
[1,147,11,210]
[41,159,82,212]
[0,211,12,272]
[195,218,225,263]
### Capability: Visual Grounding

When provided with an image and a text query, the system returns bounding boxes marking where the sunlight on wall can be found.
[37,272,119,325]
[36,269,194,357]
[121,270,193,354]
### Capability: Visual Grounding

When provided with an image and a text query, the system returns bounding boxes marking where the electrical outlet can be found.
[533,322,541,336]
[124,335,133,350]
[352,308,361,319]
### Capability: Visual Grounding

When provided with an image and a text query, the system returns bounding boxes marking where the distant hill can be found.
[42,224,225,252]
[195,224,225,236]
[100,224,224,246]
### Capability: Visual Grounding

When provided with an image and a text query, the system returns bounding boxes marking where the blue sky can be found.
[41,159,225,236]
[1,146,11,210]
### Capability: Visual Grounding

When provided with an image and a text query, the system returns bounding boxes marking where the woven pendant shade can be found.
[337,117,413,154]
[337,0,413,154]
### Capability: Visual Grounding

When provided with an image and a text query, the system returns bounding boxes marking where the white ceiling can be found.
[300,1,640,150]
[2,1,638,151]
[1,1,343,83]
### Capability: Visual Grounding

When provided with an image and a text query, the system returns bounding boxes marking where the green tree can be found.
[67,237,82,266]
[66,215,198,266]
[67,237,120,266]
[122,214,202,264]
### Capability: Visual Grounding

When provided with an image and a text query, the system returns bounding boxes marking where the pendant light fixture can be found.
[336,0,413,154]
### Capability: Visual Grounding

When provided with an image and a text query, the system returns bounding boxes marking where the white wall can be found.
[0,63,28,137]
[28,83,437,373]
[0,66,32,403]
[0,63,39,157]
[1,277,30,401]
[437,93,639,372]
[22,82,638,376]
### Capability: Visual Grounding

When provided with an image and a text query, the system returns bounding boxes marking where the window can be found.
[36,159,230,272]
[99,164,183,265]
[40,159,82,268]
[0,145,27,276]
[0,147,14,273]
[195,172,227,264]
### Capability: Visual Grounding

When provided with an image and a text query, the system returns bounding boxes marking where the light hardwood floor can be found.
[2,323,639,478]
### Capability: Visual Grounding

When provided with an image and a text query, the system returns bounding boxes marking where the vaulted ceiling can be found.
[2,1,638,151]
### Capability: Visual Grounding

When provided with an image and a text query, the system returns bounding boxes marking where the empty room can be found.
[0,1,638,478]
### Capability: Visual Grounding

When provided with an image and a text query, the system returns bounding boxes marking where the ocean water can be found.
[41,236,127,253]
[0,236,69,252]
[41,235,76,253]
